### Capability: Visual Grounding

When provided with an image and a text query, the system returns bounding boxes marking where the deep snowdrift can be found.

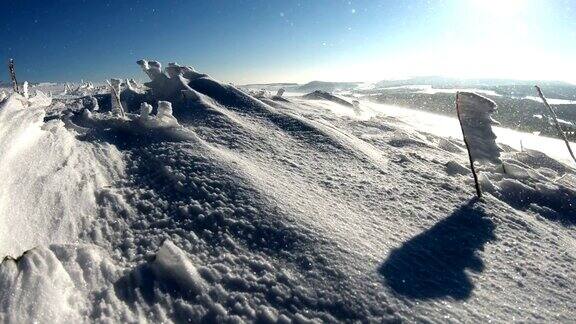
[0,61,575,323]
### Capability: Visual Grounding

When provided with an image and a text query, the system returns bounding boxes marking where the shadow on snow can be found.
[379,198,496,300]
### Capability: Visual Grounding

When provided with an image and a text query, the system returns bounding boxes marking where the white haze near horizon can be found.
[230,0,576,85]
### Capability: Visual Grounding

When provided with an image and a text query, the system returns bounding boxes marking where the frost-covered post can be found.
[8,59,19,93]
[455,92,502,198]
[139,102,152,122]
[22,81,29,99]
[535,86,576,165]
[107,78,125,117]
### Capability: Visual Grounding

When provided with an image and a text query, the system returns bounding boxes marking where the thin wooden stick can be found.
[456,92,482,198]
[8,59,19,94]
[535,85,576,165]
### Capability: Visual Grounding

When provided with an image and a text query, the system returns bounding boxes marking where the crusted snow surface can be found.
[0,64,575,322]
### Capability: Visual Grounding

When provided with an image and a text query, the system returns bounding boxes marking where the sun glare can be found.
[469,0,528,18]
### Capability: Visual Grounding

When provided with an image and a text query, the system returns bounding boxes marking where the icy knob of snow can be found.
[457,92,501,164]
[89,96,99,111]
[139,102,152,121]
[157,101,179,126]
[153,240,206,296]
[166,62,182,78]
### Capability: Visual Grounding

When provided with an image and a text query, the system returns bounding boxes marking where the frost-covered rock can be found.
[457,92,501,164]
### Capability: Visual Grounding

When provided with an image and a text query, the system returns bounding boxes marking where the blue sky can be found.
[1,0,575,84]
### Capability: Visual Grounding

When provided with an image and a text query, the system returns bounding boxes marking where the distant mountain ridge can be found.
[295,81,363,92]
[375,76,574,89]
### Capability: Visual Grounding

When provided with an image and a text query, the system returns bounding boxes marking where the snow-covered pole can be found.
[456,92,482,198]
[535,85,576,165]
[8,59,19,94]
[106,79,125,117]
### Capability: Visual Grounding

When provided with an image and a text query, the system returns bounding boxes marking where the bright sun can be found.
[469,0,528,18]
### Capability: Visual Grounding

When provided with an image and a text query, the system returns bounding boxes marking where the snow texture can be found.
[0,61,575,323]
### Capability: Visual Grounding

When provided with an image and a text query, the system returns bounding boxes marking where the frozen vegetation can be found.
[0,61,575,323]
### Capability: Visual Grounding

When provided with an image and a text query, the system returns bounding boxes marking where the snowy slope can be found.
[0,63,575,323]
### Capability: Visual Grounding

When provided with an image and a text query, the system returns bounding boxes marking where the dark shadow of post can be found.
[379,198,495,300]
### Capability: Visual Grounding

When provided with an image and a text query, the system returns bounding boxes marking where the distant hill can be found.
[295,81,362,93]
[302,90,354,107]
[375,76,574,89]
[240,82,298,90]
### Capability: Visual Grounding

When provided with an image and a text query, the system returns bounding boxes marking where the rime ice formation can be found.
[109,78,124,116]
[457,92,502,164]
[156,101,179,126]
[22,81,29,99]
[136,59,207,102]
[136,101,179,128]
[139,102,152,121]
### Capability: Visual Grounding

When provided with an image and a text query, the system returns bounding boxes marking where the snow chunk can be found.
[153,240,206,296]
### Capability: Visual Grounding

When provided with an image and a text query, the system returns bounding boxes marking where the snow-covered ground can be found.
[0,64,575,323]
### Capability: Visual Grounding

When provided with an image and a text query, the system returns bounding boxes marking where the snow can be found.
[0,62,575,322]
[0,92,124,259]
[152,240,206,296]
[524,96,576,105]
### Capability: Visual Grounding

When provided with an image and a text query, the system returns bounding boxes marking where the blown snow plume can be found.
[457,92,501,164]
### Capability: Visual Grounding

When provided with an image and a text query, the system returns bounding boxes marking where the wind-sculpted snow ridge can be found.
[1,62,576,322]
